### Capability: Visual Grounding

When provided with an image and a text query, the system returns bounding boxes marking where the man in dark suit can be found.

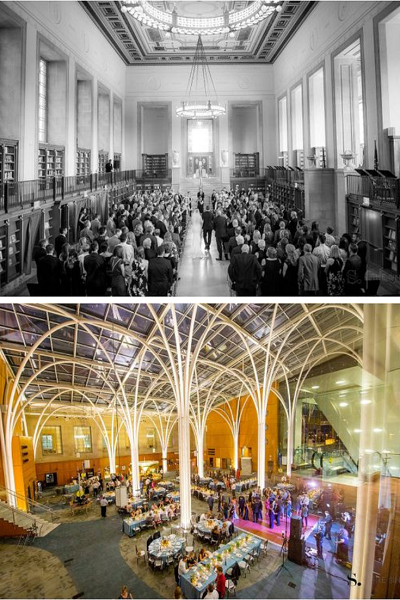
[228,244,262,296]
[148,244,173,296]
[84,241,107,296]
[214,209,228,260]
[54,227,68,257]
[202,206,214,251]
[37,244,61,295]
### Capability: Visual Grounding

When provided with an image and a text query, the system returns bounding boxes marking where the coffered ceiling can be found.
[79,0,316,64]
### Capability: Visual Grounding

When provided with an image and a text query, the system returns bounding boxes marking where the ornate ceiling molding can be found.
[79,1,316,65]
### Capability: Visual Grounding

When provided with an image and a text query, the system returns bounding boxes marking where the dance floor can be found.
[234,513,320,546]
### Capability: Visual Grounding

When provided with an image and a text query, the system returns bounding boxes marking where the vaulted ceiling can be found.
[0,303,363,418]
[79,0,315,64]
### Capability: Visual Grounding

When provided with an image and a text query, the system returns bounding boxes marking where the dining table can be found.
[166,492,180,502]
[122,515,148,537]
[180,533,262,599]
[195,518,222,535]
[148,534,185,566]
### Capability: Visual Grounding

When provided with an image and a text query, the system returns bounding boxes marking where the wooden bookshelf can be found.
[7,218,21,282]
[0,222,7,285]
[142,154,168,176]
[382,215,399,275]
[349,204,360,236]
[98,152,108,174]
[0,140,18,184]
[76,149,91,177]
[38,144,64,182]
[233,152,260,177]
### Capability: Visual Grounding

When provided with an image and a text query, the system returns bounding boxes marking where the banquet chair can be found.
[154,557,164,571]
[260,540,268,557]
[250,548,260,563]
[153,530,161,540]
[136,546,146,565]
[147,554,155,570]
[203,532,211,544]
[225,579,236,597]
[210,533,220,547]
[238,560,250,578]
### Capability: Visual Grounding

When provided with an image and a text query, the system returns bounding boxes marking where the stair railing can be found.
[0,484,56,522]
[0,499,43,537]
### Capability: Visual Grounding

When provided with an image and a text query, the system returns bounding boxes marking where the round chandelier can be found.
[175,35,226,120]
[120,1,283,36]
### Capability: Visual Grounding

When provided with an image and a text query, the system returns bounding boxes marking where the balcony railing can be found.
[265,167,304,185]
[346,174,400,208]
[0,170,136,214]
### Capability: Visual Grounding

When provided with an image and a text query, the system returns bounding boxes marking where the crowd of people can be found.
[31,184,369,297]
[33,189,190,296]
[203,187,368,296]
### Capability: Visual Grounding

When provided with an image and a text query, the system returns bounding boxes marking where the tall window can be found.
[308,67,326,148]
[278,96,288,153]
[291,84,303,150]
[334,39,365,167]
[38,59,48,143]
[41,426,62,455]
[74,426,92,453]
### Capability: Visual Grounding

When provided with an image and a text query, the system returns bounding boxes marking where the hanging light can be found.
[120,0,283,36]
[176,35,226,120]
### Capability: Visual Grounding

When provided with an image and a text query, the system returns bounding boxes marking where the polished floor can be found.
[176,220,231,297]
[0,495,351,599]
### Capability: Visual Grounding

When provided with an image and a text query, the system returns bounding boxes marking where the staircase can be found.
[0,498,59,538]
[179,176,223,203]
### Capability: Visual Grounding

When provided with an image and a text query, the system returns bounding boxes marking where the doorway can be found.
[187,119,214,177]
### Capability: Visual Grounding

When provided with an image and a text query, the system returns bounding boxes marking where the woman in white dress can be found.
[188,208,203,259]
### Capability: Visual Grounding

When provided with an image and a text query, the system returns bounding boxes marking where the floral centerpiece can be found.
[160,538,171,549]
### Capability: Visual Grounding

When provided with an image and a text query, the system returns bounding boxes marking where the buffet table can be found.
[148,534,185,566]
[180,533,262,599]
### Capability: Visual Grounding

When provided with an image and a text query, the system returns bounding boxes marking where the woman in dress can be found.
[325,244,344,296]
[261,246,282,296]
[282,244,299,295]
[188,208,203,258]
[130,246,148,297]
[110,245,127,296]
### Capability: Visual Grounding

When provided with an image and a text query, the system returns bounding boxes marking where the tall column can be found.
[162,447,168,474]
[22,22,38,181]
[130,433,140,497]
[178,410,192,529]
[171,100,182,191]
[233,430,239,472]
[196,432,204,478]
[91,78,98,173]
[351,304,400,599]
[257,418,266,488]
[66,56,76,176]
[286,416,294,478]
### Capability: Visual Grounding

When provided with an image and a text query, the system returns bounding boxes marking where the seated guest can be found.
[187,551,197,567]
[204,583,219,599]
[198,547,210,562]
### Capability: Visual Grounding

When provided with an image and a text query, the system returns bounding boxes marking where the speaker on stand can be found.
[288,516,305,565]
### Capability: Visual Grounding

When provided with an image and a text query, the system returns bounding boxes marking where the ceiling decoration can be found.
[120,0,283,36]
[0,303,363,418]
[79,0,316,64]
[176,35,226,119]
